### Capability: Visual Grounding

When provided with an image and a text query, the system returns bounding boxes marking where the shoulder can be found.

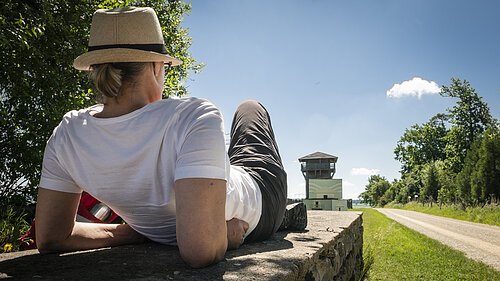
[51,106,99,139]
[167,97,223,121]
[60,105,100,123]
[171,96,220,112]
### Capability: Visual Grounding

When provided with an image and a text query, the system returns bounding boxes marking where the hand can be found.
[226,218,249,250]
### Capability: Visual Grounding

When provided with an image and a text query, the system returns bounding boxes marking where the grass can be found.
[384,202,500,226]
[357,208,500,281]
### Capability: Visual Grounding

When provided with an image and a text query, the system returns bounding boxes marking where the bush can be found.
[1,206,30,252]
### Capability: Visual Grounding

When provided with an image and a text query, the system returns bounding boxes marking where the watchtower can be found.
[299,151,338,199]
[299,151,347,211]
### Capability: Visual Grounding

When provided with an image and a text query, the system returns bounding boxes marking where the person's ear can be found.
[152,62,162,77]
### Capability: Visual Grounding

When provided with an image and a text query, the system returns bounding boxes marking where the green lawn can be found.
[384,202,500,226]
[357,208,500,281]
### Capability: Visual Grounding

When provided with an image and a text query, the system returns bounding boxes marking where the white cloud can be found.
[386,77,440,99]
[351,168,380,176]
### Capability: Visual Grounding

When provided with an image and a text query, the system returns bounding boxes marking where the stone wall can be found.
[0,211,363,281]
[300,212,363,281]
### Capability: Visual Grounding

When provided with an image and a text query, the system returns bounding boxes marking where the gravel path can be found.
[375,208,500,271]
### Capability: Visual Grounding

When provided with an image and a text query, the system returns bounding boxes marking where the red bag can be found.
[18,192,120,251]
[77,191,120,223]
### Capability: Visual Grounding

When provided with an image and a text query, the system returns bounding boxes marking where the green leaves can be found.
[421,162,440,201]
[441,78,494,173]
[394,114,448,175]
[360,175,391,207]
[468,128,500,204]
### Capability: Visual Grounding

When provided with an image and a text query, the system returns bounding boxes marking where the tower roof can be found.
[298,151,338,162]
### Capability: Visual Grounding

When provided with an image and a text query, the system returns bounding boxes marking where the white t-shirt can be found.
[39,97,262,245]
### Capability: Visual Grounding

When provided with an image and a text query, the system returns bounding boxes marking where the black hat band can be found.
[88,43,167,54]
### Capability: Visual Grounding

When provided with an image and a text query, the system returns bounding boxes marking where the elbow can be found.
[37,247,54,255]
[182,253,225,269]
[179,243,227,268]
[182,255,213,269]
[36,240,58,254]
[36,233,64,254]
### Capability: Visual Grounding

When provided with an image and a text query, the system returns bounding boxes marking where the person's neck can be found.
[94,87,160,118]
[94,63,163,118]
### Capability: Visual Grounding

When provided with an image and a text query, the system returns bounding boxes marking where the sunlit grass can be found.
[385,202,500,226]
[357,208,500,280]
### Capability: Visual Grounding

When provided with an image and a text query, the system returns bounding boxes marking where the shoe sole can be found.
[286,202,308,230]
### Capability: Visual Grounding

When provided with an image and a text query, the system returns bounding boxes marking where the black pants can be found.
[228,100,287,243]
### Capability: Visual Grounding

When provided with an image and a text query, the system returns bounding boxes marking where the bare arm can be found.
[35,187,144,254]
[174,178,227,268]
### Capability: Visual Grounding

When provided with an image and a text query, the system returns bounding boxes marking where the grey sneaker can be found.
[279,202,307,231]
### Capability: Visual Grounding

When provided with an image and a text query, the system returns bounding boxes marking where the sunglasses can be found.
[164,62,172,74]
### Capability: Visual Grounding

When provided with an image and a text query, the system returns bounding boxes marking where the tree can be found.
[395,183,410,204]
[471,127,500,204]
[360,175,391,207]
[455,137,481,206]
[405,172,422,197]
[0,0,202,207]
[435,160,456,204]
[440,78,494,173]
[380,179,403,205]
[394,113,448,175]
[359,190,373,206]
[421,162,440,202]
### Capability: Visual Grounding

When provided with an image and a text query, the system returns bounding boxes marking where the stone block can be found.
[0,211,363,281]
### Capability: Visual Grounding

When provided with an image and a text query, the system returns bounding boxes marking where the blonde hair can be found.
[89,62,148,100]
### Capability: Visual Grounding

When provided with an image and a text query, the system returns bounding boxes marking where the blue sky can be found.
[182,0,500,199]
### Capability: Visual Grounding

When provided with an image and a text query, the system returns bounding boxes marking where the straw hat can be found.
[73,7,182,71]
